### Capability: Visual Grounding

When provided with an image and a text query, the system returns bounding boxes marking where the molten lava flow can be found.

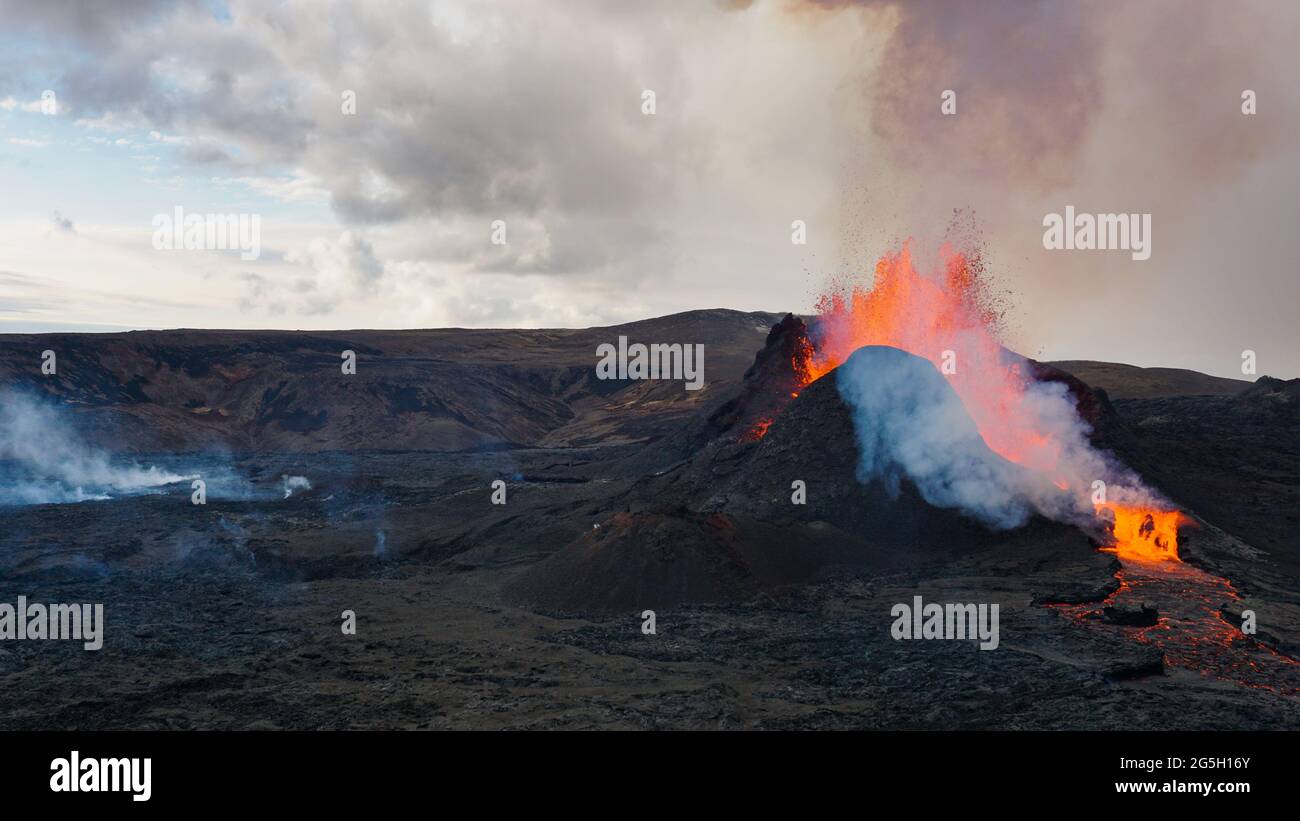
[1096,503,1183,563]
[1050,559,1300,692]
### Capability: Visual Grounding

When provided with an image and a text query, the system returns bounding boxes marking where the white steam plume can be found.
[0,390,196,505]
[834,346,1163,532]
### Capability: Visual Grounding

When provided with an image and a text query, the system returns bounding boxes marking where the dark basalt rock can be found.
[1102,601,1160,627]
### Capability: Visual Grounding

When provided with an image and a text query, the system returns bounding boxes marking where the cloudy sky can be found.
[0,0,1296,378]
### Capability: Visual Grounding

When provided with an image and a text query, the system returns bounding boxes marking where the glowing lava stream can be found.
[1051,560,1300,693]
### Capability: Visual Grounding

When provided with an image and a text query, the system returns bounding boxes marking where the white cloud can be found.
[0,95,46,113]
[213,174,328,203]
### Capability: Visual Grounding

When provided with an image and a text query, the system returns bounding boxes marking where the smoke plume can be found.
[0,391,195,505]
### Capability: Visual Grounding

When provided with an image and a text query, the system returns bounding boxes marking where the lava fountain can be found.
[798,242,1182,561]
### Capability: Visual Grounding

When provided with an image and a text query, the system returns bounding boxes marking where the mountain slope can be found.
[0,309,781,453]
[1047,360,1251,399]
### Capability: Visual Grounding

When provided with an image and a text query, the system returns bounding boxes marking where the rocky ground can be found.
[1,312,1297,729]
[1,442,1296,730]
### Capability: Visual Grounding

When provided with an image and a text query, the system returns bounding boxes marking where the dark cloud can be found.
[772,0,1104,188]
[0,0,193,48]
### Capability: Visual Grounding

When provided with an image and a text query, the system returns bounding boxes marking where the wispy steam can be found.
[0,391,196,505]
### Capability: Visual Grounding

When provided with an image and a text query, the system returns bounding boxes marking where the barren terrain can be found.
[1,310,1297,729]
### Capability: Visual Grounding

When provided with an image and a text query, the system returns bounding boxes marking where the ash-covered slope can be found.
[0,309,779,454]
[666,341,1078,546]
[506,316,1105,615]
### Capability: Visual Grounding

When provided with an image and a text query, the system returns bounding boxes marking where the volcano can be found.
[2,305,1298,730]
[506,318,1106,615]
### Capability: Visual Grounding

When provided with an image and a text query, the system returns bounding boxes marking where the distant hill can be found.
[1,312,1277,458]
[1046,360,1251,399]
[0,309,781,454]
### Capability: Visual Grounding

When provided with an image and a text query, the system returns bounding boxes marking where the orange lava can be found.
[792,333,816,388]
[811,247,1294,691]
[741,418,772,442]
[803,246,1066,474]
[1096,503,1183,563]
[1050,560,1300,693]
[802,242,1184,557]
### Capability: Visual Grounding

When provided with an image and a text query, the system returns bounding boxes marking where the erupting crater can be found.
[770,239,1300,692]
[783,242,1185,558]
